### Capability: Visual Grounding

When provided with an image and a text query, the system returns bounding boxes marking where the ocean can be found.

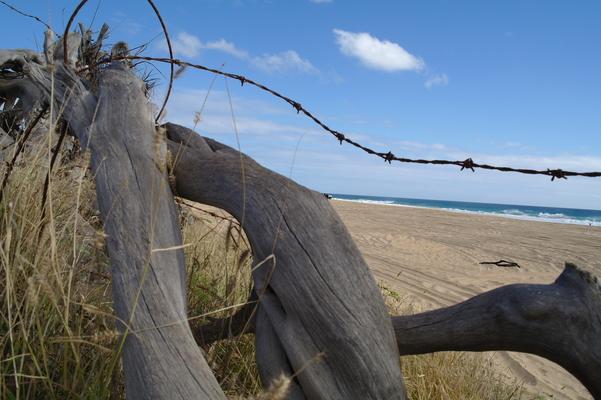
[331,194,601,227]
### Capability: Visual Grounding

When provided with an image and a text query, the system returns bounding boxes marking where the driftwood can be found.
[480,259,521,268]
[166,122,407,399]
[393,263,601,399]
[1,40,227,398]
[0,50,43,128]
[193,262,601,398]
[175,124,601,399]
[2,22,600,399]
[5,33,409,399]
[83,64,225,399]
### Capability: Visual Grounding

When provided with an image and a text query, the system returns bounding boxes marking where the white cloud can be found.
[200,116,317,138]
[164,88,320,139]
[397,140,448,152]
[170,32,203,58]
[424,73,449,89]
[333,29,424,72]
[252,50,319,74]
[204,39,249,59]
[162,34,245,59]
[160,34,317,74]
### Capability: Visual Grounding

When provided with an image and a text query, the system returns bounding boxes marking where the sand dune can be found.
[332,200,600,400]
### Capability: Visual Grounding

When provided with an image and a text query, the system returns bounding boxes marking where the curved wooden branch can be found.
[6,40,227,397]
[393,263,601,399]
[0,78,42,115]
[192,311,253,346]
[173,126,600,398]
[193,261,600,399]
[1,48,95,139]
[166,123,407,399]
[81,63,225,399]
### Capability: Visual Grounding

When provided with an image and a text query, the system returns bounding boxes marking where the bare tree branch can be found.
[392,263,601,399]
[166,122,408,399]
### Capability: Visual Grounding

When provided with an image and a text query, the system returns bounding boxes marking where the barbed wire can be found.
[2,0,600,182]
[63,0,174,125]
[101,55,600,181]
[0,0,55,34]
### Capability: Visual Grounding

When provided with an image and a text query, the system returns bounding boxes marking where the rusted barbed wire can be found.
[0,0,55,34]
[62,0,174,124]
[3,0,600,181]
[92,55,601,181]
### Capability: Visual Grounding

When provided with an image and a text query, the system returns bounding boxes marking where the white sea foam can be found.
[538,212,567,218]
[500,209,527,216]
[350,199,395,205]
[426,207,601,226]
[332,197,601,227]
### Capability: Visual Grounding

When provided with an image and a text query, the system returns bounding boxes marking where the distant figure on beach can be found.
[323,193,333,200]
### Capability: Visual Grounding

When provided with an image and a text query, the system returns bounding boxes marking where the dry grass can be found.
[380,286,536,400]
[0,120,540,399]
[180,204,260,397]
[0,122,119,399]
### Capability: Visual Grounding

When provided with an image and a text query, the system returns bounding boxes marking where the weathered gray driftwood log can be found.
[1,41,227,398]
[166,123,407,399]
[194,262,601,399]
[4,34,409,399]
[84,64,226,399]
[392,263,601,399]
[175,122,601,399]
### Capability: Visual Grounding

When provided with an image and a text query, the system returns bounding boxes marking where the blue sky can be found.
[1,1,600,209]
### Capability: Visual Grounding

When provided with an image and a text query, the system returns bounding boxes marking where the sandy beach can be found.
[332,200,601,400]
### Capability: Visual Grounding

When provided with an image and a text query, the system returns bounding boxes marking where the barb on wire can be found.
[84,54,601,181]
[461,158,475,172]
